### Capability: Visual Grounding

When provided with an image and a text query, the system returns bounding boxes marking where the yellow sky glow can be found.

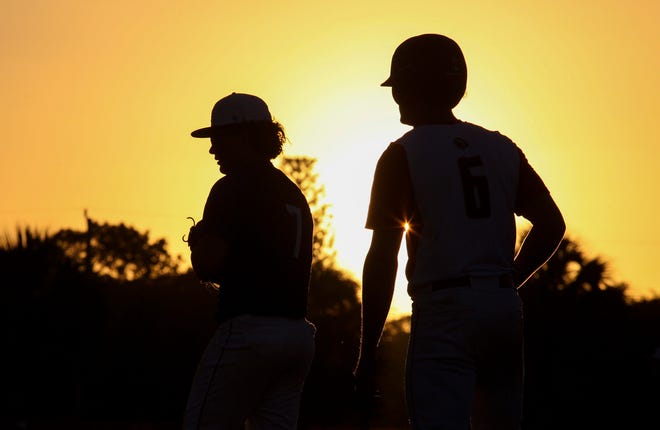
[1,1,658,317]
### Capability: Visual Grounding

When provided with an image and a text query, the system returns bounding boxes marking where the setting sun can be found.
[1,0,658,320]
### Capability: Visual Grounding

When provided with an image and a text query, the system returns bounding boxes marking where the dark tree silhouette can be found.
[1,227,103,425]
[1,225,214,428]
[516,232,658,429]
[521,232,629,297]
[52,213,184,281]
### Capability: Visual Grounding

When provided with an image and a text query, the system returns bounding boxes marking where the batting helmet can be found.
[382,34,467,108]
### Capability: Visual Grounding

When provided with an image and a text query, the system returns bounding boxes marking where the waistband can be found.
[425,274,514,291]
[217,312,307,325]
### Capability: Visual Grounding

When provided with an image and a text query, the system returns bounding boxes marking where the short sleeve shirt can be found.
[202,164,314,323]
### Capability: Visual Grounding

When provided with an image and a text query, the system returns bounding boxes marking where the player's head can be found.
[191,93,286,173]
[382,34,467,124]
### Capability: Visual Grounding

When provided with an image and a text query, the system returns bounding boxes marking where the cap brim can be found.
[191,127,214,138]
[381,77,393,87]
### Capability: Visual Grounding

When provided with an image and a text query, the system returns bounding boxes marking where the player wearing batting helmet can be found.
[354,34,566,429]
[183,93,315,430]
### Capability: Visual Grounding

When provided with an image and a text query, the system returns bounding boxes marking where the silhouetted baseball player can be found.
[354,34,566,430]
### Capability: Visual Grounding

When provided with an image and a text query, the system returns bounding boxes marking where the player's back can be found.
[396,121,521,286]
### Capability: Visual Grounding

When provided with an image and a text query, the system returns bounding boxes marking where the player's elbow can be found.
[547,204,566,242]
[526,195,566,242]
[536,209,566,252]
[555,213,567,239]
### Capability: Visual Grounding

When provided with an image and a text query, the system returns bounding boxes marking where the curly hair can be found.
[249,121,287,160]
[212,121,287,161]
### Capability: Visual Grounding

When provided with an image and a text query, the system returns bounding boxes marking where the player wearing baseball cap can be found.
[354,34,566,429]
[183,92,316,430]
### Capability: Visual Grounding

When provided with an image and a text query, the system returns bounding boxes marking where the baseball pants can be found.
[407,279,523,430]
[183,314,316,430]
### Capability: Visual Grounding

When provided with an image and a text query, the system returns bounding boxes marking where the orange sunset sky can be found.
[1,1,658,316]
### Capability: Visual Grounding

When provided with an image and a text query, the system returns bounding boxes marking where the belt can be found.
[431,274,513,291]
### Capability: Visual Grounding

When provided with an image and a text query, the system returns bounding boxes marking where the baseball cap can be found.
[381,34,467,87]
[191,92,272,138]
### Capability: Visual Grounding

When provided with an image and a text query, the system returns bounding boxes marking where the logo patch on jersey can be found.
[453,137,469,149]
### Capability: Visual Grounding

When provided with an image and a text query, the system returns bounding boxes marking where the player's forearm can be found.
[359,250,398,358]
[514,218,565,288]
[190,238,229,281]
[514,192,566,288]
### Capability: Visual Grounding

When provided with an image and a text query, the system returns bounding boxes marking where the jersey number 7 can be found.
[458,156,491,218]
[285,204,302,258]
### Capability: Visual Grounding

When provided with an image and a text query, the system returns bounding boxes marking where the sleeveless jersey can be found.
[202,164,313,323]
[366,122,550,293]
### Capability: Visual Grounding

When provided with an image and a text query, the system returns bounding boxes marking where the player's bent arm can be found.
[514,193,566,289]
[190,234,229,282]
[356,228,403,369]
